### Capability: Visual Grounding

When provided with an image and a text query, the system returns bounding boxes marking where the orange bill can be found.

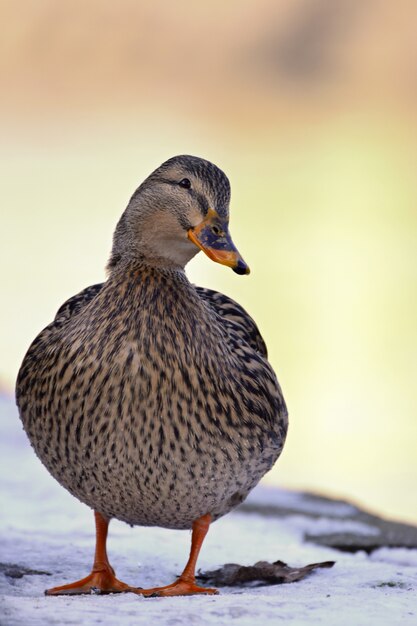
[188,209,250,275]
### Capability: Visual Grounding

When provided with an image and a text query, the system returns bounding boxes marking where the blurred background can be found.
[1,0,416,523]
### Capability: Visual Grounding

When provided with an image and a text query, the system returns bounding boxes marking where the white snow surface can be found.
[1,396,416,625]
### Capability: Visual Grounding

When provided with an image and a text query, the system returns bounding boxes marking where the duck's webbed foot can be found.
[45,563,137,596]
[139,576,218,598]
[45,511,140,596]
[136,512,218,598]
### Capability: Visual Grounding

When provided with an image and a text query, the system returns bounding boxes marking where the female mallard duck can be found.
[16,155,288,597]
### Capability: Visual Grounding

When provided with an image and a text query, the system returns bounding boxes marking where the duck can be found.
[16,155,288,598]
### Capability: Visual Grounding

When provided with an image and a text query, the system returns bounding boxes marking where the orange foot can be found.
[45,564,139,596]
[138,578,218,598]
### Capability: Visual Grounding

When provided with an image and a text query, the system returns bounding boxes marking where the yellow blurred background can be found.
[1,0,416,523]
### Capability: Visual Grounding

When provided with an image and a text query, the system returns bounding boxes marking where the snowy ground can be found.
[1,395,416,626]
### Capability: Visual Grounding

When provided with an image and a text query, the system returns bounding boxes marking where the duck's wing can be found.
[16,283,105,396]
[195,286,268,358]
[54,283,104,323]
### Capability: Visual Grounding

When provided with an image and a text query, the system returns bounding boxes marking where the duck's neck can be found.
[107,258,198,309]
[110,256,190,279]
[107,251,189,275]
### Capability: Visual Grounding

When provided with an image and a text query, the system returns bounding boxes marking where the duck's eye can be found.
[211,224,223,236]
[178,178,191,189]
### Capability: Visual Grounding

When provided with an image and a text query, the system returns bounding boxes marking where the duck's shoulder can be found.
[194,286,268,358]
[16,283,105,397]
[53,283,104,324]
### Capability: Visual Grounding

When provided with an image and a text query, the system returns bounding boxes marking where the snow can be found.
[1,395,416,626]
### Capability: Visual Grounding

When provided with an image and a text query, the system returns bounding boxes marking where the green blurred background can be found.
[1,0,416,523]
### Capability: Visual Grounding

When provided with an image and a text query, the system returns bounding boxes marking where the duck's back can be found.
[16,266,288,529]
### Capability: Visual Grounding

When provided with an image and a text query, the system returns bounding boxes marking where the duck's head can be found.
[108,155,250,275]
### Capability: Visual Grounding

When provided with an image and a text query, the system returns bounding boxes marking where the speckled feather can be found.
[16,156,288,531]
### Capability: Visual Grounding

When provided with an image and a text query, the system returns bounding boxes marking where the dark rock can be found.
[238,491,417,553]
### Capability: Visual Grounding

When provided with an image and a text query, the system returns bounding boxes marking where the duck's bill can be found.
[187,211,250,275]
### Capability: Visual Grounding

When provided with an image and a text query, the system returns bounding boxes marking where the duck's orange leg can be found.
[137,513,218,598]
[46,511,137,595]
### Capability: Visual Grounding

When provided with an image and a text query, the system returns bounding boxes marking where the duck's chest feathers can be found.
[60,270,254,417]
[81,270,233,416]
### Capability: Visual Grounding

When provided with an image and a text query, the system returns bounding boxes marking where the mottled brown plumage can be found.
[16,155,288,596]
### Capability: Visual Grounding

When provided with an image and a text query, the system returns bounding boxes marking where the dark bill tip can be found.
[233,260,250,275]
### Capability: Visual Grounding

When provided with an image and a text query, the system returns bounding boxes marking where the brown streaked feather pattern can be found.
[54,284,103,323]
[16,262,287,530]
[195,287,268,358]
